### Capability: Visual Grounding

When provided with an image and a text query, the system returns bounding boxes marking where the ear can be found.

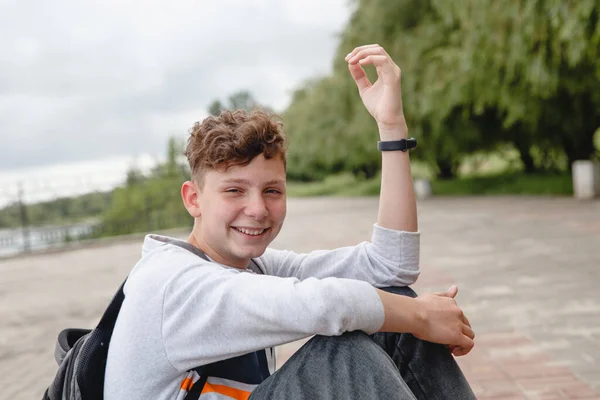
[182,180,202,218]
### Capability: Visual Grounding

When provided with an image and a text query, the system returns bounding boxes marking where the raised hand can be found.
[345,44,406,137]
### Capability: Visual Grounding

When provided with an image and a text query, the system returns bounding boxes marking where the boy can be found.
[105,44,476,399]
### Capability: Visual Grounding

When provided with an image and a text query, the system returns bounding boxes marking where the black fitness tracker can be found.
[377,138,417,152]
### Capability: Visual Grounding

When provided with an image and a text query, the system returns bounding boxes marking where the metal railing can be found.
[0,172,192,258]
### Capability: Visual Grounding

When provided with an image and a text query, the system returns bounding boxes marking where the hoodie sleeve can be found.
[160,259,385,372]
[256,224,420,287]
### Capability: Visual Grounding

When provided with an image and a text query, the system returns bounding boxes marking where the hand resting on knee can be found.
[376,285,475,356]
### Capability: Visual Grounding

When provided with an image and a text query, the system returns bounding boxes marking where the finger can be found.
[459,335,475,352]
[449,343,468,357]
[448,285,458,298]
[452,346,472,357]
[356,55,398,82]
[462,324,475,340]
[462,313,471,328]
[347,47,387,65]
[435,285,458,298]
[348,63,372,93]
[357,55,389,67]
[345,44,382,61]
[460,337,475,356]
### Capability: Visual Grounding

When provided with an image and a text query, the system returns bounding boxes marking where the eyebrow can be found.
[222,178,286,186]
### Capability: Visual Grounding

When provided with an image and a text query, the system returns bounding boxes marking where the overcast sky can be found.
[0,0,352,174]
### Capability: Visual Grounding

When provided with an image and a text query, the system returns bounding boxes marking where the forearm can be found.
[376,286,476,353]
[376,120,418,232]
[376,288,421,333]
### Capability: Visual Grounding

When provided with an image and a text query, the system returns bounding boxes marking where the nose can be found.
[245,194,268,220]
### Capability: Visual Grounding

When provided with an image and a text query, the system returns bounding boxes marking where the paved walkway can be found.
[1,196,599,399]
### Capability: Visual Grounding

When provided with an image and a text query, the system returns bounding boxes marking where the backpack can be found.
[41,278,208,400]
[42,240,269,400]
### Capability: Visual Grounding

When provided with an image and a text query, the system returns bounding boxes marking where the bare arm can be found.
[346,45,473,356]
[345,45,417,232]
[377,125,417,231]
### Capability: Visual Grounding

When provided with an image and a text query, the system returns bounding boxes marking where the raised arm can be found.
[345,45,474,356]
[345,45,417,232]
[257,47,420,286]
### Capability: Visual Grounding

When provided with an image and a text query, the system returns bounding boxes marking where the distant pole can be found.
[18,182,31,253]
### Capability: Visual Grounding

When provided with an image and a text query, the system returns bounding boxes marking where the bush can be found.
[287,171,573,197]
[431,172,573,196]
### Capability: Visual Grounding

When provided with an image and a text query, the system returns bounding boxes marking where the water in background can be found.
[0,155,161,258]
[0,223,96,258]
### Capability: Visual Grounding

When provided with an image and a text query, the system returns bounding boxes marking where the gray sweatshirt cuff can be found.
[372,223,420,271]
[347,280,386,334]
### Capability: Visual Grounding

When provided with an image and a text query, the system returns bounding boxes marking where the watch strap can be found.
[377,138,417,152]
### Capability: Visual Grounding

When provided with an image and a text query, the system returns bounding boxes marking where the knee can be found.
[307,331,383,361]
[308,332,391,370]
[379,286,418,298]
[311,331,372,351]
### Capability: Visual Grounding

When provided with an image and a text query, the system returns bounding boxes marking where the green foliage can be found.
[95,175,191,237]
[595,128,600,160]
[287,171,572,197]
[126,166,146,186]
[0,191,112,229]
[208,90,274,116]
[208,100,226,116]
[284,76,379,181]
[436,0,600,166]
[282,0,600,180]
[94,137,192,237]
[431,172,573,196]
[287,173,375,197]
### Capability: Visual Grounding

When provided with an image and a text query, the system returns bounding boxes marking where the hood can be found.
[141,234,186,256]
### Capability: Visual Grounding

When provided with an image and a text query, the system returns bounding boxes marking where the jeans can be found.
[249,287,476,400]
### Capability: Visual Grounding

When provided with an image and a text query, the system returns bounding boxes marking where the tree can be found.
[284,0,487,179]
[228,90,257,111]
[97,136,192,237]
[208,100,225,116]
[282,0,600,180]
[433,0,600,169]
[208,90,273,116]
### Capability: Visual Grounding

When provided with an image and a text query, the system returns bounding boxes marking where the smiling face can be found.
[184,153,287,268]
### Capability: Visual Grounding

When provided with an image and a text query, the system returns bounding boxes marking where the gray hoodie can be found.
[104,224,419,400]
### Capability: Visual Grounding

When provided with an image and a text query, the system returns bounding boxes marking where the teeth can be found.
[235,227,266,236]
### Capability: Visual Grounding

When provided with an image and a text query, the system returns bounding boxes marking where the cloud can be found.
[0,0,352,169]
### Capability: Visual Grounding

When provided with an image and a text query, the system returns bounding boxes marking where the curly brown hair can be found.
[185,109,288,184]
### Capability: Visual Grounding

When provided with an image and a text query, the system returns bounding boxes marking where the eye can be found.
[225,188,241,193]
[265,189,283,195]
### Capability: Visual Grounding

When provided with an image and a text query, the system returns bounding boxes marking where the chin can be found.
[241,246,268,259]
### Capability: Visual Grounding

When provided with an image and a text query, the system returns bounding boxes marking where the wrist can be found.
[411,298,427,338]
[377,289,422,335]
[377,119,408,140]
